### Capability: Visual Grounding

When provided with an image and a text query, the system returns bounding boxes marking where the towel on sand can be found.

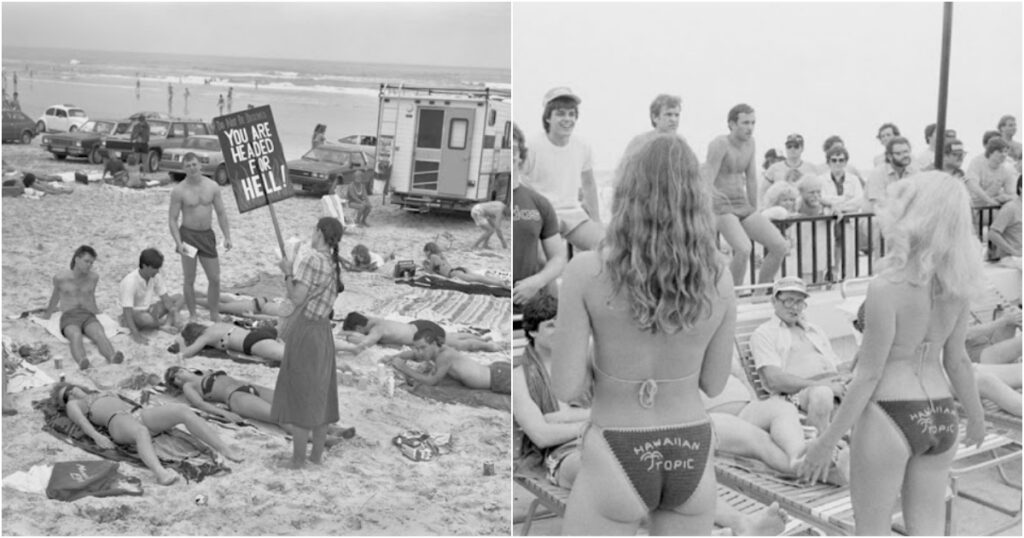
[396,274,510,298]
[35,397,230,483]
[5,359,55,393]
[402,377,510,411]
[30,314,126,343]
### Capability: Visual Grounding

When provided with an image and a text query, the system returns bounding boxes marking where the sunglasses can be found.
[778,297,807,309]
[829,158,847,163]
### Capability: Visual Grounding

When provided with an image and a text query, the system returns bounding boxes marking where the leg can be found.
[141,404,243,462]
[975,367,1023,416]
[250,340,285,363]
[799,385,836,434]
[129,309,161,331]
[180,254,199,318]
[447,333,502,353]
[62,325,91,369]
[309,424,329,464]
[715,500,787,536]
[289,426,309,469]
[197,255,221,323]
[82,319,120,363]
[980,334,1022,364]
[360,204,371,225]
[160,294,185,328]
[451,269,507,288]
[738,398,806,466]
[561,428,646,535]
[716,213,752,286]
[741,213,790,284]
[901,446,958,535]
[649,457,716,536]
[711,412,794,473]
[228,392,274,423]
[554,450,582,488]
[564,220,605,252]
[849,404,910,535]
[491,215,508,249]
[108,418,177,484]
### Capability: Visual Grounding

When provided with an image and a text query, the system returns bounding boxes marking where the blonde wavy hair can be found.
[605,134,723,333]
[876,171,983,299]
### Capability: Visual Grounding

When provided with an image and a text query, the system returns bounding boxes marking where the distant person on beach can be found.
[761,133,818,206]
[873,123,900,167]
[167,83,173,115]
[130,115,150,164]
[101,155,127,185]
[227,87,234,113]
[217,94,225,116]
[169,152,232,323]
[384,321,510,394]
[135,77,141,100]
[470,199,509,250]
[311,124,326,148]
[119,248,184,344]
[11,71,17,93]
[345,170,372,226]
[511,123,566,308]
[341,312,503,353]
[621,93,685,160]
[998,115,1022,162]
[40,246,125,369]
[184,87,191,116]
[10,92,19,111]
[522,87,604,251]
[422,242,508,288]
[340,244,388,272]
[272,217,345,469]
[703,103,789,285]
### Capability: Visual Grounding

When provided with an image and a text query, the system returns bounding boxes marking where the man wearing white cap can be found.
[750,276,851,433]
[522,87,604,251]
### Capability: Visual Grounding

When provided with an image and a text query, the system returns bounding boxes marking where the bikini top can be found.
[591,359,698,409]
[82,392,133,423]
[201,371,228,398]
[218,326,237,351]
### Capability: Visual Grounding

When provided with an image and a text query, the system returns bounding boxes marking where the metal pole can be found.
[934,2,954,171]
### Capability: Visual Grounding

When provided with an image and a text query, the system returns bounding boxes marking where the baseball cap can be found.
[542,87,581,108]
[785,134,804,147]
[773,276,809,297]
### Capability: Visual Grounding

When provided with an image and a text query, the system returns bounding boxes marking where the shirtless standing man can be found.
[169,152,232,323]
[40,245,125,369]
[341,312,502,353]
[385,321,510,394]
[703,104,788,285]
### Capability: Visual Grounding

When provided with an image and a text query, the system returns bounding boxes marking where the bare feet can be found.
[110,351,124,364]
[77,357,92,370]
[734,502,787,536]
[221,445,245,463]
[156,470,180,486]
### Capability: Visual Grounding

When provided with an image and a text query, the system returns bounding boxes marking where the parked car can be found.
[337,134,377,156]
[2,108,37,144]
[40,119,129,163]
[36,104,89,134]
[287,143,375,195]
[101,118,213,173]
[161,135,228,184]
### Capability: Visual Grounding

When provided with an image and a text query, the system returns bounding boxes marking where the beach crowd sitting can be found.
[511,88,1021,535]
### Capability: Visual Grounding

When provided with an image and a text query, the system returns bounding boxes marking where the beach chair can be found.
[512,313,526,361]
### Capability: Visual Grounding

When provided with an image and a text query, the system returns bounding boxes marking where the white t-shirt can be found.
[119,270,166,310]
[522,133,593,213]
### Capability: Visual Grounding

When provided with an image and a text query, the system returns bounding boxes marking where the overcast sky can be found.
[514,2,1023,173]
[2,2,510,69]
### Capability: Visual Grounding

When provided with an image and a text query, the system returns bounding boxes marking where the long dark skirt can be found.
[270,315,339,429]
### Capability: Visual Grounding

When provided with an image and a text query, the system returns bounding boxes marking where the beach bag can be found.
[393,260,417,279]
[46,461,143,502]
[320,194,348,228]
[392,430,439,462]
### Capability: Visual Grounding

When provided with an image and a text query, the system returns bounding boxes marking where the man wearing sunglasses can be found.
[760,133,818,207]
[750,276,851,434]
[819,145,864,214]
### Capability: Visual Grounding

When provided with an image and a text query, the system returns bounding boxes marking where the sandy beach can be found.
[1,140,512,535]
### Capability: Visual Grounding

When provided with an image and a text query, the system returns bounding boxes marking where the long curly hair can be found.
[876,171,983,300]
[604,133,723,333]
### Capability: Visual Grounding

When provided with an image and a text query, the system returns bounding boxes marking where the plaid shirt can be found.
[295,250,337,319]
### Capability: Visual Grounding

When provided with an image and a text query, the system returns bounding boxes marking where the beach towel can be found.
[402,376,510,411]
[396,273,510,298]
[5,358,56,393]
[35,397,230,483]
[375,287,510,330]
[320,194,348,228]
[46,461,144,502]
[30,313,126,343]
[2,464,55,494]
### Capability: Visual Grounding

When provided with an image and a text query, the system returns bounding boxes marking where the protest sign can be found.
[213,105,293,213]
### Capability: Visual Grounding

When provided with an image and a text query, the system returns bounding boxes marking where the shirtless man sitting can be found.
[119,248,184,344]
[384,321,510,394]
[341,312,502,353]
[40,245,124,369]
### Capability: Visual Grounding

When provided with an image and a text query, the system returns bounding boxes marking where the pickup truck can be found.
[102,118,213,173]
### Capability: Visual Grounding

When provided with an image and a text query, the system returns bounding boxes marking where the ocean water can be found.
[2,46,509,160]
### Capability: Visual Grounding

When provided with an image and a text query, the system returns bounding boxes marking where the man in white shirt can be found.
[119,248,183,344]
[964,137,1018,207]
[751,276,850,433]
[522,87,604,251]
[760,133,818,206]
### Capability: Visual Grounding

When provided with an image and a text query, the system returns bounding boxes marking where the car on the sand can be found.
[337,134,377,156]
[2,108,37,144]
[39,119,130,163]
[161,135,228,184]
[286,142,375,195]
[36,104,89,134]
[101,118,213,173]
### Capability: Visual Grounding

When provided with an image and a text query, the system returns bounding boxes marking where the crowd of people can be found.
[511,87,1021,535]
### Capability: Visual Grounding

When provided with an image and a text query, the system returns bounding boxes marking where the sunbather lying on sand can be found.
[193,292,289,318]
[53,382,243,485]
[163,366,356,440]
[341,312,502,353]
[384,320,510,394]
[340,244,393,273]
[172,321,360,362]
[422,242,509,289]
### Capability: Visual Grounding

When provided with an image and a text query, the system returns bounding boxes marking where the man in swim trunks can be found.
[119,248,184,344]
[751,276,851,433]
[40,245,125,369]
[169,152,232,323]
[521,87,604,251]
[703,103,789,285]
[341,312,502,354]
[760,133,818,206]
[385,321,510,394]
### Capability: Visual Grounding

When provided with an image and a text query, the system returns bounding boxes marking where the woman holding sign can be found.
[272,216,345,469]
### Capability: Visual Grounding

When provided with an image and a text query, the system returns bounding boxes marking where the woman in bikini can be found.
[422,242,509,289]
[164,366,276,424]
[172,321,359,362]
[552,134,736,535]
[798,171,986,535]
[52,382,243,486]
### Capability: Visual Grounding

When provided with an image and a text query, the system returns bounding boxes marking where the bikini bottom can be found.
[226,385,261,411]
[874,397,958,456]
